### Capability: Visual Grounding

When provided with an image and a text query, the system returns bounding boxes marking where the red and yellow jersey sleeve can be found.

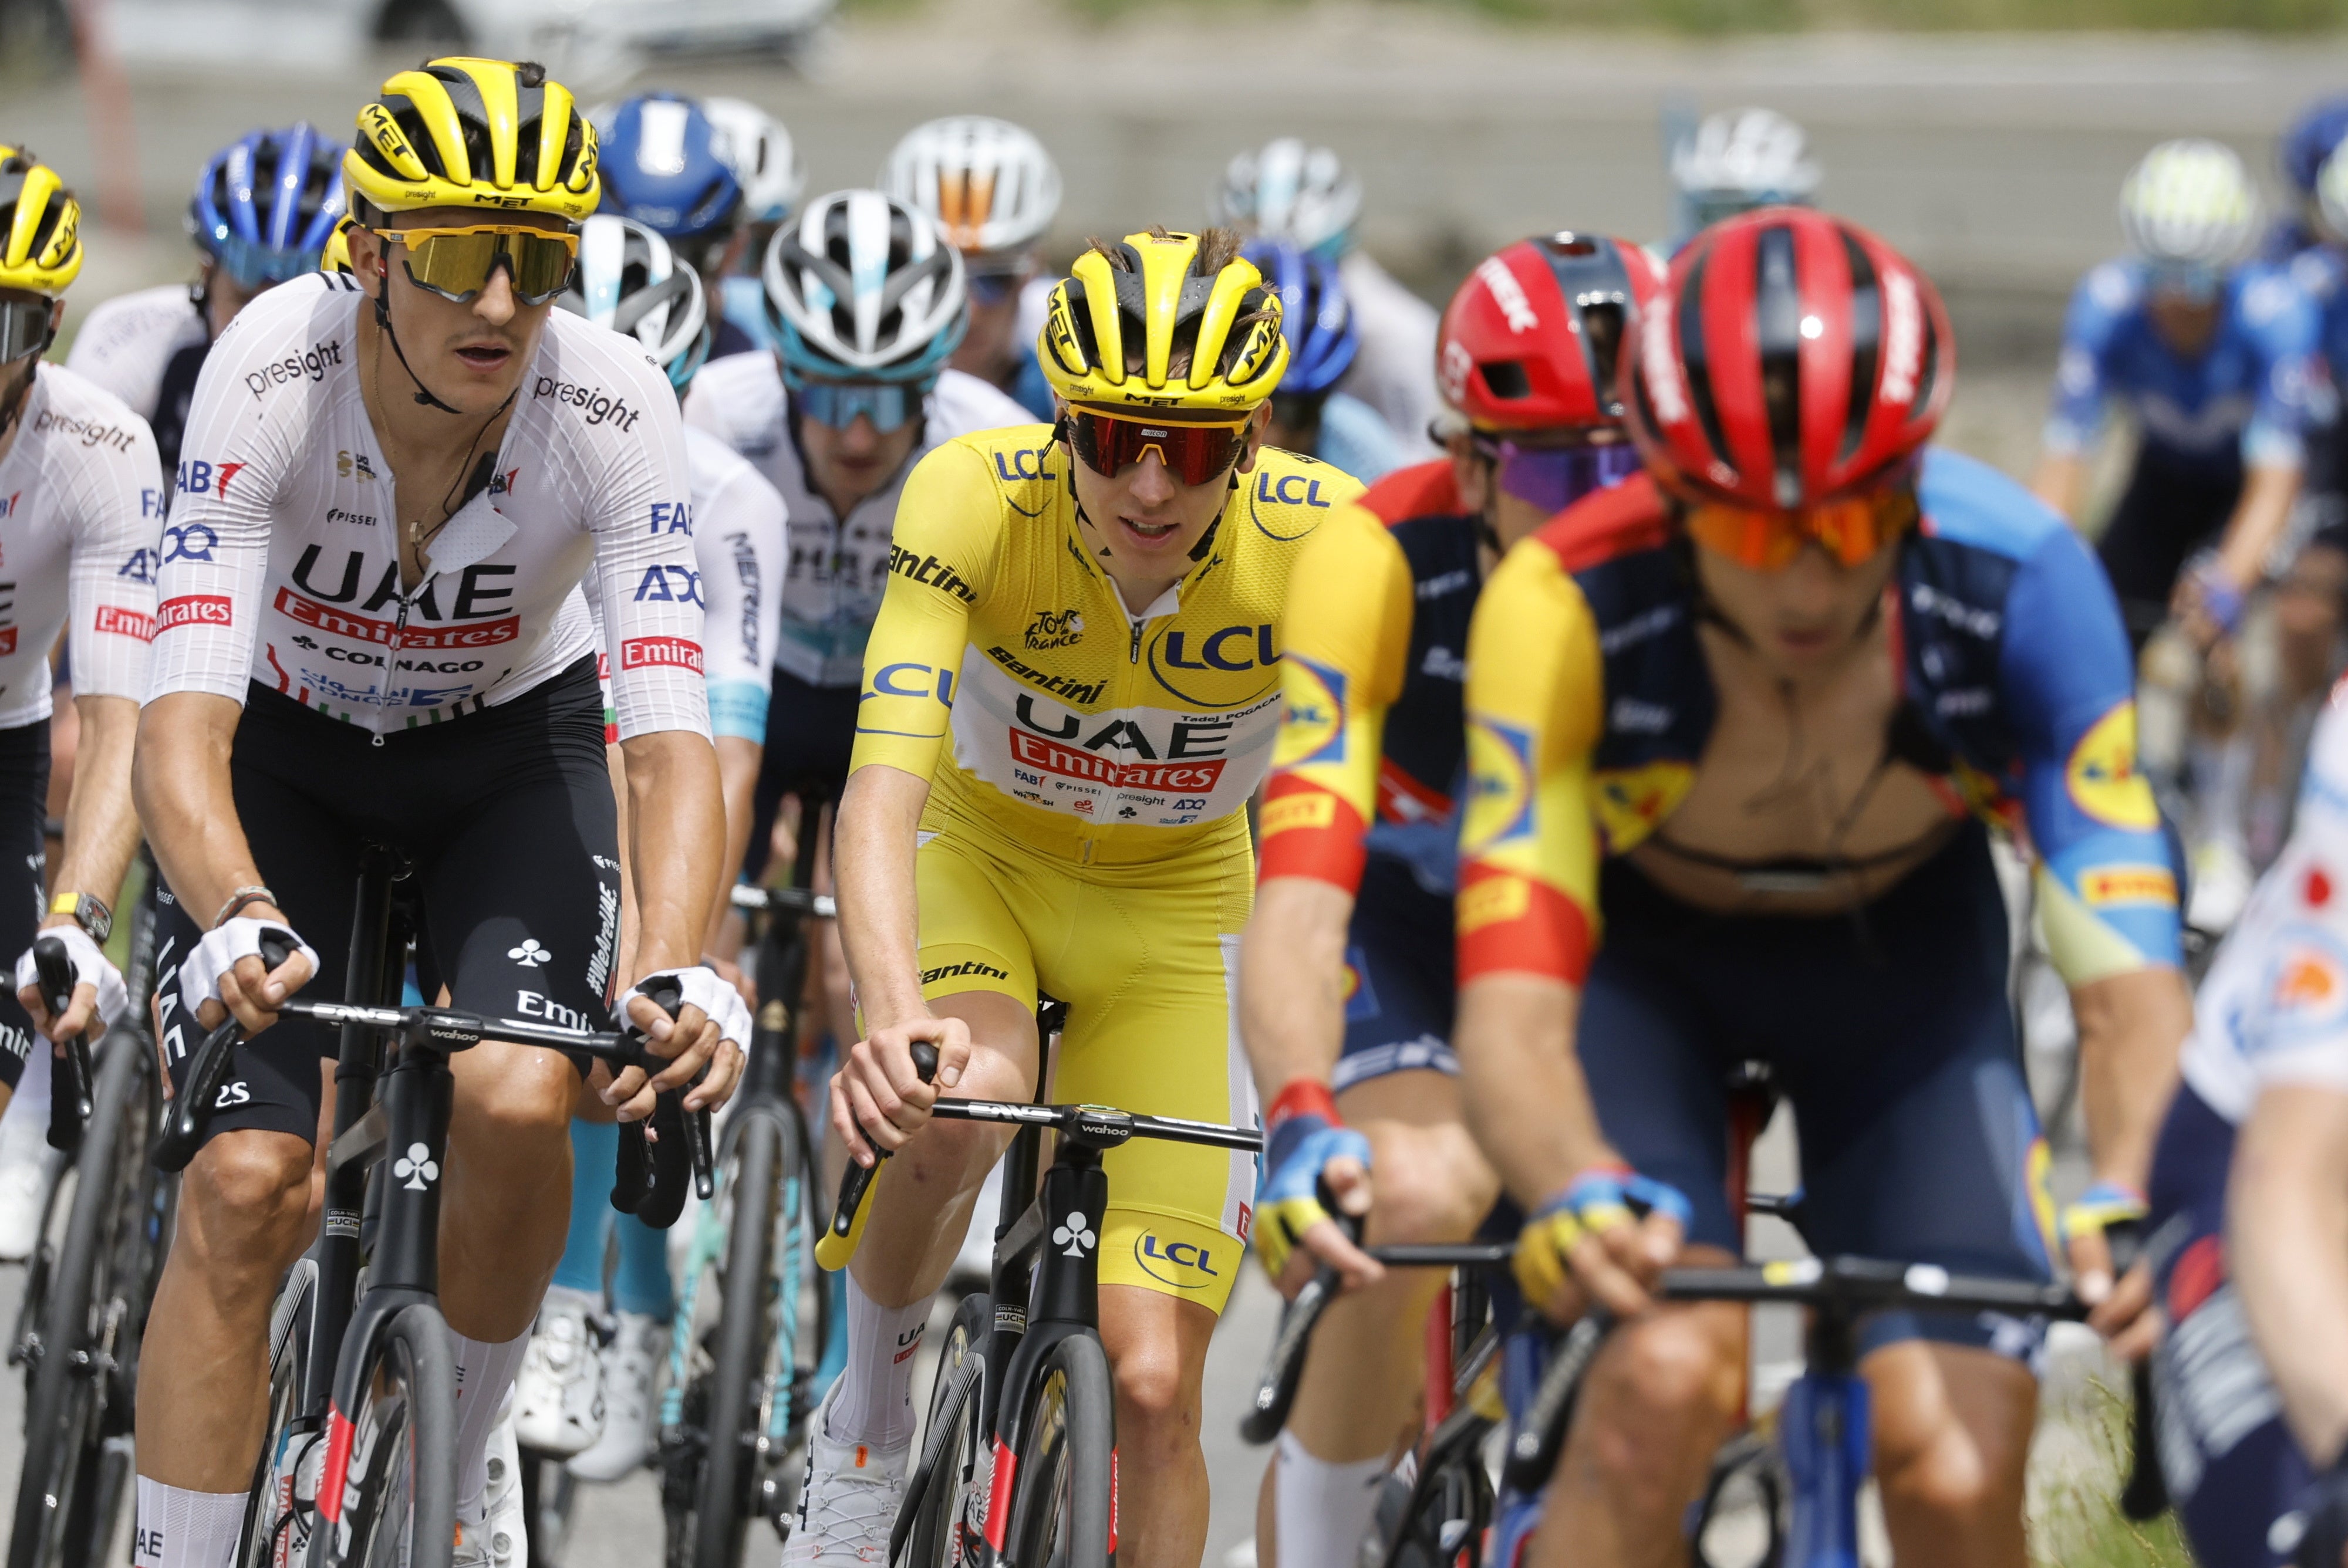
[1456,535,1605,986]
[1258,503,1415,893]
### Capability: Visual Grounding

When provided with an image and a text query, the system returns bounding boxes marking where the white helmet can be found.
[703,96,805,227]
[559,215,709,391]
[762,189,967,383]
[2121,138,2258,268]
[882,116,1061,258]
[1672,108,1820,205]
[1208,138,1361,254]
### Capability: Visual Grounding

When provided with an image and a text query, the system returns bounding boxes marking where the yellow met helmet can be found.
[319,211,358,274]
[0,147,82,296]
[342,58,599,222]
[1039,228,1288,413]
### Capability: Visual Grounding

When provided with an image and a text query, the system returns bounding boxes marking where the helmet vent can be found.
[1838,232,1882,467]
[1480,360,1530,400]
[1676,250,1732,478]
[1754,224,1804,509]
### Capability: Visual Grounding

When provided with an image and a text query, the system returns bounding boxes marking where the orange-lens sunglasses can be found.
[1683,484,1920,572]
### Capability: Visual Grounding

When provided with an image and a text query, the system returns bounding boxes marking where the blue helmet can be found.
[1241,239,1358,398]
[598,93,743,245]
[188,125,346,288]
[2283,95,2348,197]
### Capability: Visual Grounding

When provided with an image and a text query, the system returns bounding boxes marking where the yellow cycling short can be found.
[913,803,1261,1317]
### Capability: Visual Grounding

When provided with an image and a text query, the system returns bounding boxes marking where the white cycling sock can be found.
[825,1274,928,1449]
[1273,1430,1386,1568]
[4,1035,50,1134]
[451,1329,529,1516]
[132,1478,245,1568]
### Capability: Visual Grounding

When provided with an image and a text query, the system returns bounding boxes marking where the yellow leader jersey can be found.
[851,425,1364,862]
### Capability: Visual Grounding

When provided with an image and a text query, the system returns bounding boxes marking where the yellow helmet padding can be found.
[0,147,82,296]
[343,58,599,221]
[1038,229,1288,412]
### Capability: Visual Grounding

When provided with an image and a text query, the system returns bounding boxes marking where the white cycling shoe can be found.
[0,1148,59,1263]
[568,1309,667,1482]
[782,1381,912,1567]
[457,1391,529,1567]
[512,1285,605,1457]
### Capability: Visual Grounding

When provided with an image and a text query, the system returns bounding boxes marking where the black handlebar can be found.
[32,935,93,1157]
[154,945,717,1225]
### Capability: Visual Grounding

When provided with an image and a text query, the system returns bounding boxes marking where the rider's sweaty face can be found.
[1064,407,1269,590]
[355,207,563,417]
[799,406,921,518]
[1693,531,1900,675]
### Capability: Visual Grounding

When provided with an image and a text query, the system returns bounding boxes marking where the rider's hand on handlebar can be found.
[1516,1165,1691,1322]
[1255,1082,1380,1295]
[831,1013,969,1167]
[185,914,318,1036]
[15,926,127,1043]
[2064,1181,2160,1361]
[609,967,747,1120]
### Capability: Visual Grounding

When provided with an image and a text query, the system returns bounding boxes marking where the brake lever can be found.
[817,1041,939,1272]
[154,931,298,1173]
[32,935,92,1157]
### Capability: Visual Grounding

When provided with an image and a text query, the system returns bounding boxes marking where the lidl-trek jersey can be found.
[147,273,710,742]
[851,425,1361,1314]
[852,427,1365,861]
[1457,449,2185,989]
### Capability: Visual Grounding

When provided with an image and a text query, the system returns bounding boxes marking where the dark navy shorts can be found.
[1578,822,2055,1358]
[2146,1082,2313,1568]
[1334,855,1459,1093]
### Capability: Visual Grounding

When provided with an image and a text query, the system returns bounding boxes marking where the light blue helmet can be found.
[761,189,966,385]
[559,215,710,393]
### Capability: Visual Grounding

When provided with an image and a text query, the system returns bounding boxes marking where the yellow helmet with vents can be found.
[0,147,82,296]
[319,212,358,274]
[342,58,599,221]
[1038,229,1288,413]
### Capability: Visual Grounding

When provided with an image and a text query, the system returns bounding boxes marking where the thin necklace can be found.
[370,338,505,575]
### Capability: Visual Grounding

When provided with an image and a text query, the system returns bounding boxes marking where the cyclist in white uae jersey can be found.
[0,149,157,1121]
[130,58,741,1568]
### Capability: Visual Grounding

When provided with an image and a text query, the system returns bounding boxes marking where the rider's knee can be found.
[1577,1313,1740,1491]
[1363,1123,1498,1246]
[183,1133,312,1263]
[456,1046,579,1146]
[1873,1410,2022,1527]
[1110,1336,1201,1451]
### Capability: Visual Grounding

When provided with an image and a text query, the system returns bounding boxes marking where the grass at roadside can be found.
[2029,1373,2197,1568]
[927,0,2348,31]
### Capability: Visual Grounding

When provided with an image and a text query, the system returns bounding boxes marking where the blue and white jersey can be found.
[2182,686,2348,1121]
[2043,258,2322,476]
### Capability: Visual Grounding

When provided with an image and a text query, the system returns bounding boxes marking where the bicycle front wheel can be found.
[237,1258,317,1568]
[897,1293,989,1568]
[319,1303,457,1568]
[8,1030,150,1568]
[1004,1333,1115,1568]
[680,1109,786,1568]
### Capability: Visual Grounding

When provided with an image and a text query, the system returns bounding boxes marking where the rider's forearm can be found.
[618,729,725,977]
[48,694,141,922]
[2029,452,2087,523]
[1456,974,1612,1207]
[707,734,761,951]
[134,692,274,926]
[1238,876,1354,1095]
[2214,462,2303,589]
[834,763,932,1032]
[2070,966,2189,1192]
[2232,1083,2348,1463]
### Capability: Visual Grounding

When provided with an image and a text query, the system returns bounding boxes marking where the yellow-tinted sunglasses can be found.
[375,223,579,307]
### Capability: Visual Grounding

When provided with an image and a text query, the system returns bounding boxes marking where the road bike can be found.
[155,847,713,1568]
[8,869,169,1568]
[819,1030,1263,1568]
[651,877,835,1568]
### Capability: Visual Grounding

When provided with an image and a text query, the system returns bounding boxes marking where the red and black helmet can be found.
[1437,232,1662,431]
[1623,208,1951,510]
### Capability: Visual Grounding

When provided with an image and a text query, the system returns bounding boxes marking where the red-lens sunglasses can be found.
[1065,409,1251,485]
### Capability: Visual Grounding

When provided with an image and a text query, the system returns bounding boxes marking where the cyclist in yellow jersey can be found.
[804,227,1361,1568]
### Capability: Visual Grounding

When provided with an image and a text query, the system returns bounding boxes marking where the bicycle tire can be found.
[1004,1333,1115,1568]
[683,1110,785,1568]
[319,1303,457,1568]
[8,1029,149,1568]
[237,1258,318,1568]
[896,1293,989,1568]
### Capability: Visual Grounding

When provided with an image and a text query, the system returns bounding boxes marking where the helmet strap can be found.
[374,286,467,416]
